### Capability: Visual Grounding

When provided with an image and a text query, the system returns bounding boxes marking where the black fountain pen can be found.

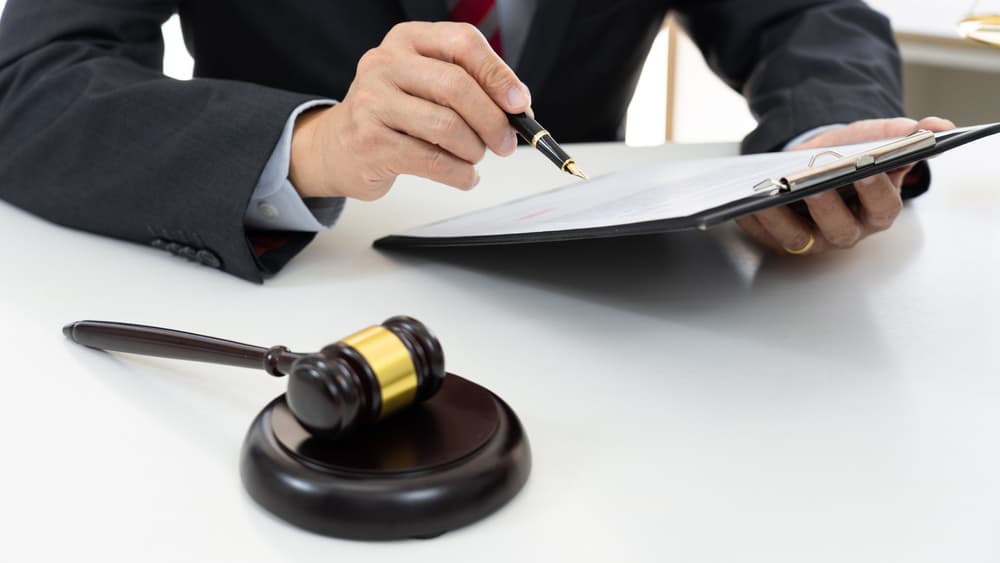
[507,112,589,180]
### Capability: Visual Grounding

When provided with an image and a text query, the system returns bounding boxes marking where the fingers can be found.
[377,91,488,165]
[387,21,532,114]
[742,115,958,256]
[313,21,532,201]
[735,216,780,251]
[792,116,958,153]
[915,116,956,132]
[872,116,955,140]
[852,173,903,232]
[885,162,914,186]
[751,205,825,255]
[803,190,865,248]
[387,54,515,156]
[386,130,480,190]
[743,174,902,256]
[882,116,955,192]
[860,117,919,140]
[824,116,952,236]
[791,118,917,150]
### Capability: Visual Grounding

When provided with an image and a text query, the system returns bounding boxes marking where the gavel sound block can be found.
[63,317,531,540]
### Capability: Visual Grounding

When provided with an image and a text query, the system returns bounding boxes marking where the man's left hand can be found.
[736,116,955,255]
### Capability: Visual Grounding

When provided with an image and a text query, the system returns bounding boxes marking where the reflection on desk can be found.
[1,139,998,562]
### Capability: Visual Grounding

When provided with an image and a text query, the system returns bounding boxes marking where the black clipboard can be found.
[374,123,1000,249]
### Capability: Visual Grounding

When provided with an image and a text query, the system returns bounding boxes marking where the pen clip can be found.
[752,129,937,196]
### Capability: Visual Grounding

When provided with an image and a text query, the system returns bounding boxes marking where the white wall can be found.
[162,14,192,80]
[624,28,757,146]
[867,0,970,38]
[627,3,1000,144]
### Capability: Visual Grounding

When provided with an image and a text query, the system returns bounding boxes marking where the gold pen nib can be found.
[565,160,589,181]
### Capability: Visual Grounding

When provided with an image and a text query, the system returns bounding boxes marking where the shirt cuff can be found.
[245,99,343,231]
[782,124,845,151]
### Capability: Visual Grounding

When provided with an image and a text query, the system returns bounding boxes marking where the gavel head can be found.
[285,316,446,440]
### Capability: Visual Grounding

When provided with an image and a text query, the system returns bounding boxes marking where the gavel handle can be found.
[63,320,303,376]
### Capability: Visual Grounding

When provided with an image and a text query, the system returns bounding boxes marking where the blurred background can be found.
[1,1,996,146]
[621,0,1000,145]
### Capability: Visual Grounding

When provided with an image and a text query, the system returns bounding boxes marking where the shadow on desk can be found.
[377,218,926,367]
[383,229,750,310]
[65,342,283,461]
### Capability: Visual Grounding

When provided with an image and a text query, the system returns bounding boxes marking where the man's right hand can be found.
[288,22,532,201]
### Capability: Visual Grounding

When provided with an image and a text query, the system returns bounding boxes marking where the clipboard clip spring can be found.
[752,129,936,196]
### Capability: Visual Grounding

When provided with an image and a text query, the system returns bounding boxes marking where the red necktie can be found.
[449,0,504,58]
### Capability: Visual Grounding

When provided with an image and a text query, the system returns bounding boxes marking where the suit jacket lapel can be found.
[515,0,577,92]
[399,0,448,21]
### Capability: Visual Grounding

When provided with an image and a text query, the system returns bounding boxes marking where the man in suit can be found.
[0,0,952,282]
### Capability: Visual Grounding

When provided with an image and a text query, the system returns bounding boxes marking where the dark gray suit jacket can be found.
[0,0,903,282]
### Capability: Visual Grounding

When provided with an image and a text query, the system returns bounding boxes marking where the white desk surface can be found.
[1,138,998,562]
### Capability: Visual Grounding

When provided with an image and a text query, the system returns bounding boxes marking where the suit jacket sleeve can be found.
[0,0,320,282]
[672,0,904,154]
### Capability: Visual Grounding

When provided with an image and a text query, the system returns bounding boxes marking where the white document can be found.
[397,138,894,240]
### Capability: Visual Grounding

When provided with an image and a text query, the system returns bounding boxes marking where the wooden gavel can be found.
[63,316,446,439]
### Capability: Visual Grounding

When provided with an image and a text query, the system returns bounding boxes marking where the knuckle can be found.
[387,22,413,40]
[430,109,460,137]
[479,61,513,92]
[425,147,450,176]
[352,122,383,153]
[348,86,379,111]
[453,23,482,49]
[827,228,862,248]
[357,48,390,74]
[890,117,918,129]
[866,202,902,231]
[438,66,471,101]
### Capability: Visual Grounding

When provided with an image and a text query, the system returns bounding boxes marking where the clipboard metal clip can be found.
[752,129,937,196]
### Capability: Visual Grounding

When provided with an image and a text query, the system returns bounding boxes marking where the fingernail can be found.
[470,169,480,188]
[499,129,517,155]
[506,84,530,110]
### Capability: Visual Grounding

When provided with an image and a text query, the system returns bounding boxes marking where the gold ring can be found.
[784,233,815,255]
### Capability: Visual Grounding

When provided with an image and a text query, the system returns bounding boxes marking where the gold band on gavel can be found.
[340,326,417,418]
[530,129,550,148]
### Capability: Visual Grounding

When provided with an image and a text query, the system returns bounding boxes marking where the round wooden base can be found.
[239,374,531,540]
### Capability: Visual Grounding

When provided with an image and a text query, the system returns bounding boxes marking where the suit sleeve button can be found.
[195,250,222,269]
